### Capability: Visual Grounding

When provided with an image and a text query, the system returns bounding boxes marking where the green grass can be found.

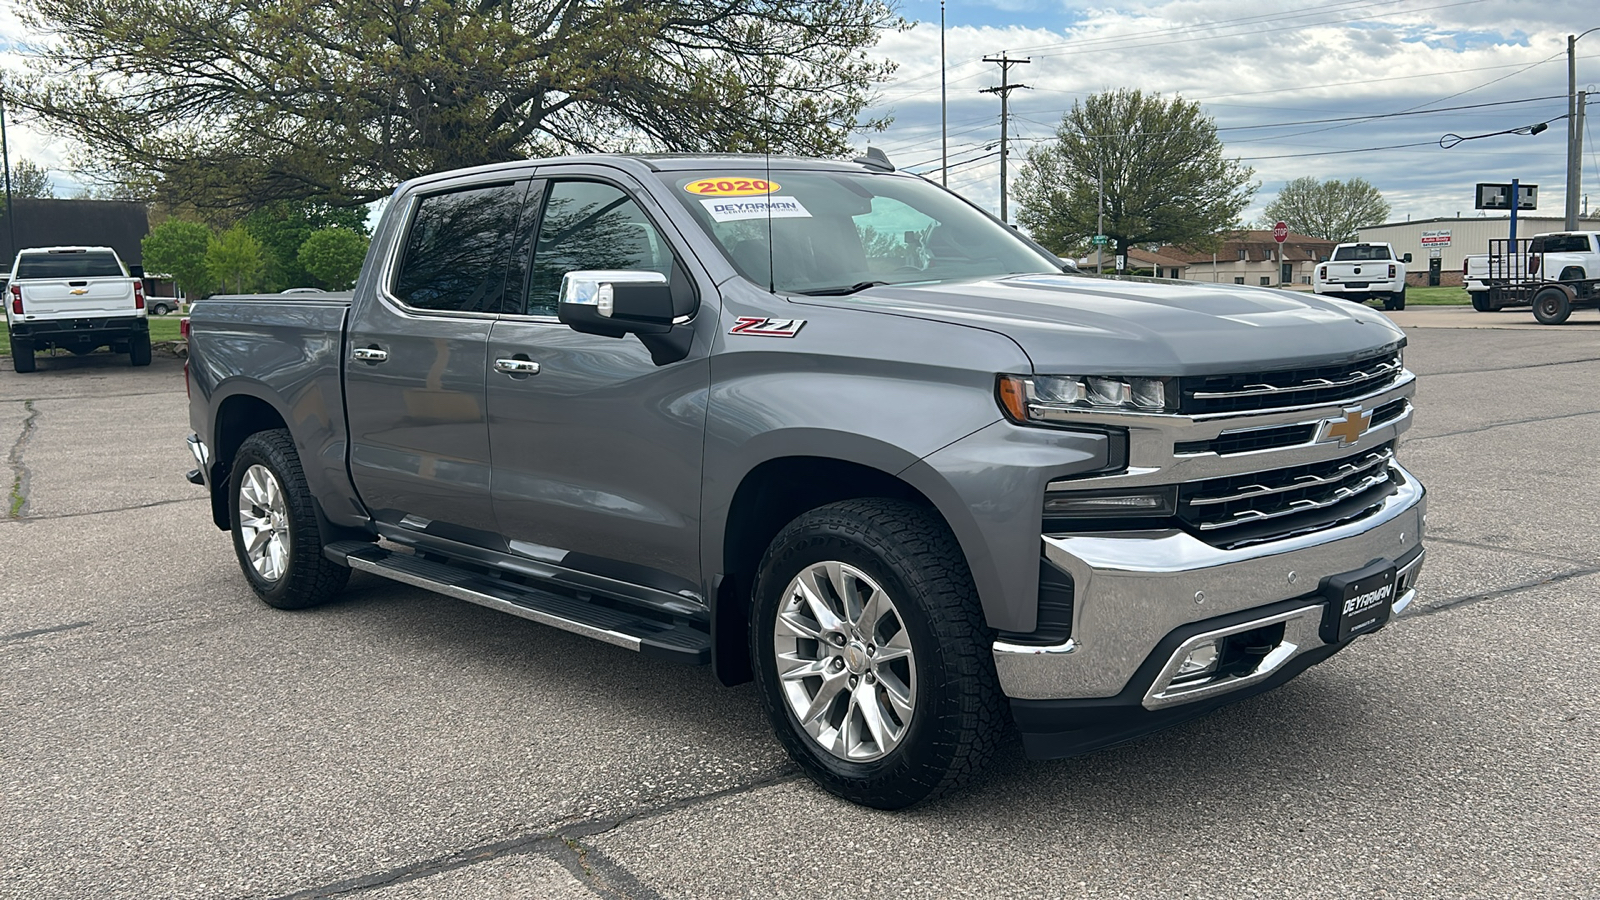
[0,314,184,357]
[1401,286,1470,306]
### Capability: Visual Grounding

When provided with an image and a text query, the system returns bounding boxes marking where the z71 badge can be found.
[729,317,805,338]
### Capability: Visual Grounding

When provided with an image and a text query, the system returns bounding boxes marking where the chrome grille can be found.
[1178,443,1398,548]
[1180,350,1403,415]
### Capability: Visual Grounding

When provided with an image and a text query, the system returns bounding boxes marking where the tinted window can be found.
[393,182,526,313]
[525,181,676,316]
[1331,245,1393,262]
[16,251,124,279]
[1537,234,1592,253]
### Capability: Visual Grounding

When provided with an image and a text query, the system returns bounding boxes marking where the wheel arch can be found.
[711,452,971,687]
[207,386,291,529]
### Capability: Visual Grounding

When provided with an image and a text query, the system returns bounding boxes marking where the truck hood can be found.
[796,274,1405,375]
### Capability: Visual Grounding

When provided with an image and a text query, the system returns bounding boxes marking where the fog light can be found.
[1174,641,1220,681]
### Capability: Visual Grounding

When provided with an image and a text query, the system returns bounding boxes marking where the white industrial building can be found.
[1357,216,1578,286]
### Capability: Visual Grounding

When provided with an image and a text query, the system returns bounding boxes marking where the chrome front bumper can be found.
[994,465,1426,703]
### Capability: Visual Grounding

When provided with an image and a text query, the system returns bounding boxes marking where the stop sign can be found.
[1272,221,1289,243]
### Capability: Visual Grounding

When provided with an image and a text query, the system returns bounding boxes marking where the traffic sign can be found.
[1090,234,1109,245]
[1272,221,1289,243]
[1475,182,1537,210]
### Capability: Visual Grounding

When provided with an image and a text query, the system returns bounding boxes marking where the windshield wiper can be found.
[798,280,891,296]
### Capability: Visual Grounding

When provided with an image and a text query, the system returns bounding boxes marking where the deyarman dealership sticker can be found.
[683,177,779,196]
[700,196,812,222]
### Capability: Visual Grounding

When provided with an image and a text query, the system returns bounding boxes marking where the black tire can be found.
[1386,287,1406,311]
[1470,293,1491,312]
[750,498,1004,809]
[129,332,152,366]
[1533,286,1573,325]
[11,340,35,373]
[228,429,350,609]
[149,302,172,317]
[1559,266,1586,282]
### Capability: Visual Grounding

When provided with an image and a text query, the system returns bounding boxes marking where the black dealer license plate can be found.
[1319,560,1397,644]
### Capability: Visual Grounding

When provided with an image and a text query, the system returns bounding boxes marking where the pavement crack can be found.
[1422,534,1596,567]
[1401,566,1600,620]
[7,399,38,517]
[1421,354,1600,376]
[0,495,208,524]
[1405,407,1600,443]
[0,621,93,644]
[249,768,801,900]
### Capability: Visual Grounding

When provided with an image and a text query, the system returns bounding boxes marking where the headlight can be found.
[998,374,1176,424]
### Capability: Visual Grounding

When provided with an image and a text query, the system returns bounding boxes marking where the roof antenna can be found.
[854,146,895,171]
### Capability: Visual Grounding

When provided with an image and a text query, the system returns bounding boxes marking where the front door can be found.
[486,176,710,599]
[345,178,529,538]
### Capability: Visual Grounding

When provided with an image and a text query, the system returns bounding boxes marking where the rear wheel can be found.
[750,498,1004,809]
[1533,286,1573,325]
[149,302,172,316]
[1384,288,1406,311]
[1470,293,1491,312]
[11,339,35,373]
[129,332,152,366]
[228,429,350,609]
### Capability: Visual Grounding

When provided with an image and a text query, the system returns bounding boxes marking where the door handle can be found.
[352,347,388,363]
[494,357,541,375]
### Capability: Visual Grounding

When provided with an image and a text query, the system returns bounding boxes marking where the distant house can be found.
[0,197,179,300]
[1078,247,1193,278]
[1160,230,1337,287]
[0,197,150,269]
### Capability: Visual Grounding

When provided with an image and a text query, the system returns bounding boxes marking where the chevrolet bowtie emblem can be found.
[70,288,89,295]
[1320,408,1372,446]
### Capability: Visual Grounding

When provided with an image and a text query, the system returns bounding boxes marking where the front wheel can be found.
[1533,286,1573,325]
[750,499,1004,809]
[228,429,350,609]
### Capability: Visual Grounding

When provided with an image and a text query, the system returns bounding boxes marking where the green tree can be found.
[1014,89,1256,264]
[1261,176,1391,243]
[298,228,369,290]
[206,225,265,294]
[16,0,899,210]
[244,200,369,290]
[141,219,213,298]
[9,159,53,198]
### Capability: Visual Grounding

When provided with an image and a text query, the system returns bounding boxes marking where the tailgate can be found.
[18,278,138,319]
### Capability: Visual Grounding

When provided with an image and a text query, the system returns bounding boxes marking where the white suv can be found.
[1528,231,1600,282]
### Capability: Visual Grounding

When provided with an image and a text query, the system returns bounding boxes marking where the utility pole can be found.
[0,84,14,264]
[941,1,947,186]
[1576,91,1589,225]
[1568,33,1580,230]
[980,52,1030,223]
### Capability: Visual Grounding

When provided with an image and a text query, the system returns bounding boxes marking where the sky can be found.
[0,0,1594,229]
[866,0,1597,226]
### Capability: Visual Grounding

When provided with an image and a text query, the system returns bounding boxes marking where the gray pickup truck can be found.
[185,153,1426,809]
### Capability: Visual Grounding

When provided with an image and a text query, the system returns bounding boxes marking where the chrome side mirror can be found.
[558,270,673,337]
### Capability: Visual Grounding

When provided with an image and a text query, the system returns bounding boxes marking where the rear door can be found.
[485,172,711,601]
[344,177,529,540]
[13,250,136,319]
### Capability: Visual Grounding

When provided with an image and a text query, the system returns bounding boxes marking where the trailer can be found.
[1477,237,1600,323]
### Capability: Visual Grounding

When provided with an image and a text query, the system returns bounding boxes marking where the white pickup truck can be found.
[1314,242,1411,311]
[1528,231,1600,282]
[6,246,151,372]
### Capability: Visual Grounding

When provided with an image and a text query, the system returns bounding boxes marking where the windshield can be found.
[660,168,1062,294]
[1331,245,1393,262]
[15,251,125,279]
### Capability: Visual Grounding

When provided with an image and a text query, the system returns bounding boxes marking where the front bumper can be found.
[994,464,1425,711]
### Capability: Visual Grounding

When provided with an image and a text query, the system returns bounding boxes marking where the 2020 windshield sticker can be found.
[700,196,811,223]
[730,316,805,338]
[683,177,780,196]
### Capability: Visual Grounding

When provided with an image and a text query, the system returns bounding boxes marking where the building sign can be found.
[1420,229,1452,246]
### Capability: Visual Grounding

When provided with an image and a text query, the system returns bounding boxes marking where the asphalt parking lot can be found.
[1,312,1597,900]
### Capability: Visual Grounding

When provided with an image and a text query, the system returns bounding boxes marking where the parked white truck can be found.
[6,246,152,372]
[1314,242,1411,311]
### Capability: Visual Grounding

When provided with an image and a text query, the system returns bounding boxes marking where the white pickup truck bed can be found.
[6,246,151,372]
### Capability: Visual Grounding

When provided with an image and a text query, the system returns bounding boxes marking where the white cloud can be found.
[863,0,1595,227]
